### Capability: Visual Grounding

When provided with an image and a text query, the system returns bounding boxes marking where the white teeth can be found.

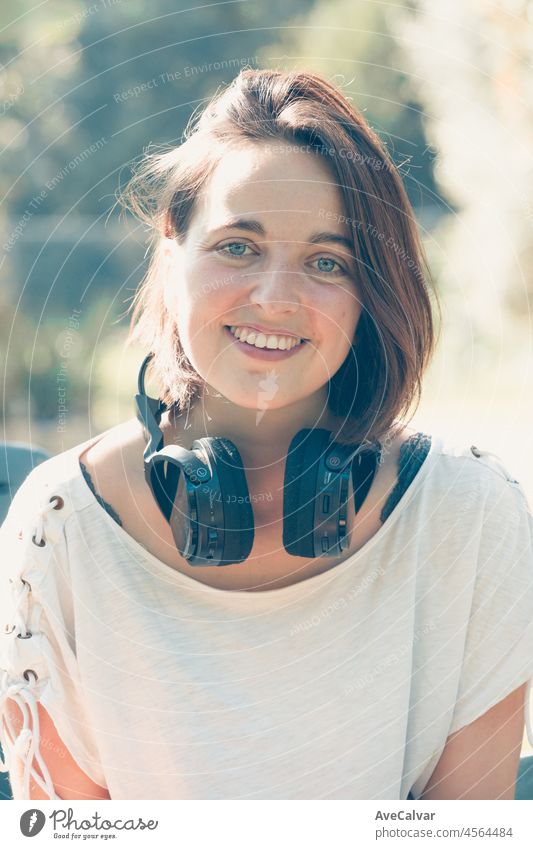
[228,326,303,350]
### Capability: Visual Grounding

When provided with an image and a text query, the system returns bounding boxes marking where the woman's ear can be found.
[163,211,174,239]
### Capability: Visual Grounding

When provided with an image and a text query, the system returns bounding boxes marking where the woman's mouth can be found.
[224,325,307,360]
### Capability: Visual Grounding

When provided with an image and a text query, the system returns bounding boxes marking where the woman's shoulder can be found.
[430,433,523,490]
[76,417,144,470]
[75,418,147,520]
[377,427,521,493]
[376,427,529,528]
[1,419,143,531]
[416,433,531,533]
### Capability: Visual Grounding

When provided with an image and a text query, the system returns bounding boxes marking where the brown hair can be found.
[120,67,440,445]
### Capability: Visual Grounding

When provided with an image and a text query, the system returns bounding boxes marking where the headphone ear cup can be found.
[283,428,330,558]
[208,437,254,564]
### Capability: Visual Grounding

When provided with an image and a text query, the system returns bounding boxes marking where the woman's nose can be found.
[247,267,302,313]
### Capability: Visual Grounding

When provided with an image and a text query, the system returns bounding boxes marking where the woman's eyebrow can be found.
[205,217,353,251]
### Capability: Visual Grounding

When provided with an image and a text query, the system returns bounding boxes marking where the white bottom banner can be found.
[1,799,532,848]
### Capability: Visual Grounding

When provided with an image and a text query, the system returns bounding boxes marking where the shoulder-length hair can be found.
[120,67,440,446]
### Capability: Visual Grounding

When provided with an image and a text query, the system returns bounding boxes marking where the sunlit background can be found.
[1,5,532,547]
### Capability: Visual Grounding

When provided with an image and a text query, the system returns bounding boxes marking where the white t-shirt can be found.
[1,429,533,800]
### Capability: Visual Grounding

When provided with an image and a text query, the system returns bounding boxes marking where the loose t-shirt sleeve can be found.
[411,451,533,799]
[0,462,107,799]
[448,464,533,736]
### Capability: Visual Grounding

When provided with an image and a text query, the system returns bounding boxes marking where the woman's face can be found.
[163,141,362,413]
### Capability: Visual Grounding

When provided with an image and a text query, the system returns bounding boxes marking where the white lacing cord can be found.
[0,494,64,800]
[6,577,31,638]
[0,671,60,799]
[32,495,61,547]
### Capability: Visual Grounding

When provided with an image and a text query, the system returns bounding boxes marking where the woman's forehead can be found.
[211,141,338,191]
[187,143,348,234]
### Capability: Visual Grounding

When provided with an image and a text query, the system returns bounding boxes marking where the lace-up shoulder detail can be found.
[0,480,70,799]
[0,461,106,799]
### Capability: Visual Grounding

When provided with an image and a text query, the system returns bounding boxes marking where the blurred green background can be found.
[1,0,532,496]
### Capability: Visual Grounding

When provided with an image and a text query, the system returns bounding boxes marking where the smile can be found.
[228,325,304,350]
[223,326,308,360]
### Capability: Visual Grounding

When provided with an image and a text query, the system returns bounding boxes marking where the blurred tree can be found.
[394,0,533,348]
[256,0,444,214]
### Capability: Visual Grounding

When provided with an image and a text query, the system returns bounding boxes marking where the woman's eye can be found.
[313,256,346,275]
[217,241,253,258]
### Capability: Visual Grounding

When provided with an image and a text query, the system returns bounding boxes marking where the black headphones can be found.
[135,353,382,567]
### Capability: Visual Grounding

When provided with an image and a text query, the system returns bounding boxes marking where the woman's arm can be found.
[419,682,527,799]
[4,697,111,800]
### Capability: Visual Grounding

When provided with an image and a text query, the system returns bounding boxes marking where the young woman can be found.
[1,68,533,801]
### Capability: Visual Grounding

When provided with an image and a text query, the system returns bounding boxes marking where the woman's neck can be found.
[162,386,342,470]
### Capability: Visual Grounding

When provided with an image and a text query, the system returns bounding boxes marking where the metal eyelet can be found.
[4,623,16,634]
[17,631,32,639]
[21,578,31,591]
[23,669,38,682]
[470,445,482,458]
[32,535,46,547]
[51,495,64,510]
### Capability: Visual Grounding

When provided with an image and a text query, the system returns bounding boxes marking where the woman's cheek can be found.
[336,288,362,337]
